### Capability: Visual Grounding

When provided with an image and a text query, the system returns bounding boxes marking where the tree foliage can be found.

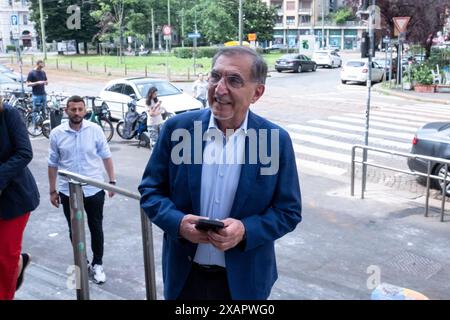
[345,0,450,57]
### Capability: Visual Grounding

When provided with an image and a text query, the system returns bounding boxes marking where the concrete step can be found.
[14,262,124,300]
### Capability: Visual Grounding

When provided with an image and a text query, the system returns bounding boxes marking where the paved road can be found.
[13,54,450,300]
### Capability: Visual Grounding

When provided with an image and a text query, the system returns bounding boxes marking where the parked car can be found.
[340,59,384,84]
[407,122,450,195]
[0,74,29,92]
[0,64,24,83]
[97,77,203,120]
[266,43,288,51]
[275,54,317,73]
[312,50,342,68]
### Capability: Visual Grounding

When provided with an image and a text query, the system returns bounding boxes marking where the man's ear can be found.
[251,84,265,104]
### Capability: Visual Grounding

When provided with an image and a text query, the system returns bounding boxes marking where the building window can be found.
[8,0,13,6]
[286,1,295,10]
[23,14,28,25]
[286,16,295,25]
[299,0,312,10]
[299,15,311,24]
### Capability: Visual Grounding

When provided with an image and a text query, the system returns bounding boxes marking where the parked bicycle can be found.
[42,93,68,139]
[84,96,114,142]
[25,99,48,137]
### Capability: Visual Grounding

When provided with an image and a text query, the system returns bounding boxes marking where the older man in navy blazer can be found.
[139,46,302,300]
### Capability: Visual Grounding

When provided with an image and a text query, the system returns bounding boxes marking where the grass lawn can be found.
[22,52,284,76]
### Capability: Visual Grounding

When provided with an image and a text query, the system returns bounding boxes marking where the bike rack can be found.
[351,144,450,222]
[58,170,157,300]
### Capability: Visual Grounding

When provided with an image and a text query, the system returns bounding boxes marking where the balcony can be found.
[298,8,312,15]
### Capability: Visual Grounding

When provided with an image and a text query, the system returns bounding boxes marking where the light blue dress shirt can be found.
[194,111,249,268]
[48,120,112,197]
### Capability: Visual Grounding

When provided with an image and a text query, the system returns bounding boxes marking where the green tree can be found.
[28,0,100,54]
[243,0,277,43]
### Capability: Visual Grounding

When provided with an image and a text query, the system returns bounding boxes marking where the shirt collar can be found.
[63,119,89,132]
[206,110,249,134]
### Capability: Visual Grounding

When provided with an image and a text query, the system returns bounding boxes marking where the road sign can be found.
[11,14,18,26]
[248,33,257,41]
[187,32,201,39]
[163,35,171,41]
[163,25,172,36]
[393,17,410,33]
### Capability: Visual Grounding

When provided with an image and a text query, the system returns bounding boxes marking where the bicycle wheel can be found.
[116,121,127,139]
[42,122,51,139]
[26,113,43,136]
[98,117,114,142]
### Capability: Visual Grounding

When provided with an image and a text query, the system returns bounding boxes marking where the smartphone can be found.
[195,218,225,232]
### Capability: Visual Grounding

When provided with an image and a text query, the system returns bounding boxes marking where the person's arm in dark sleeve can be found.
[0,108,33,190]
[240,129,302,252]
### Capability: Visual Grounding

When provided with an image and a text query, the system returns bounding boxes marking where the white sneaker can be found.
[90,264,106,284]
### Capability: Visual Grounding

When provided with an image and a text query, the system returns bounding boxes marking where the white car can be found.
[97,77,203,120]
[312,50,342,68]
[340,59,385,84]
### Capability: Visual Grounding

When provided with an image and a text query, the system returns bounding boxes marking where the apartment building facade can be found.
[0,0,37,53]
[262,0,366,50]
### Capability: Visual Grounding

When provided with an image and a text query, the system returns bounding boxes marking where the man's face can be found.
[207,54,265,124]
[66,101,86,125]
[37,62,45,70]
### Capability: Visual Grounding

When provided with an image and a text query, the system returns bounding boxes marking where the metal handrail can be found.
[351,144,450,222]
[58,170,157,300]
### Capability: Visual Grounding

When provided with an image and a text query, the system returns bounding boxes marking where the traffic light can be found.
[361,31,369,58]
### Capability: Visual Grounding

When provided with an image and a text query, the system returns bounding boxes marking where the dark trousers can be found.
[60,190,105,266]
[177,263,232,300]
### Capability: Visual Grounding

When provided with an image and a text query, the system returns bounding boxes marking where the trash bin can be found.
[50,109,63,129]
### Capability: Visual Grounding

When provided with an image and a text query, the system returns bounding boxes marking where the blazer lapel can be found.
[187,111,210,215]
[230,111,261,218]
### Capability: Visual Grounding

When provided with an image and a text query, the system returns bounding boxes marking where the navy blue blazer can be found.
[139,109,302,300]
[0,104,40,220]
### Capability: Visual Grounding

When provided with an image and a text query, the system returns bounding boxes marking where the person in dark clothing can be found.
[0,98,39,300]
[26,60,48,132]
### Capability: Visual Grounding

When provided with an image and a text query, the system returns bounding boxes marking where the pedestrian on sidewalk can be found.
[26,60,48,133]
[146,86,165,147]
[0,98,39,300]
[139,46,302,300]
[192,73,208,108]
[48,95,116,284]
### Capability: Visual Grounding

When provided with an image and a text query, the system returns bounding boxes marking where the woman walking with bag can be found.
[0,97,40,300]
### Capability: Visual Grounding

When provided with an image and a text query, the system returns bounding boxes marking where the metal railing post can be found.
[140,208,157,300]
[361,150,367,199]
[441,164,448,222]
[68,181,90,300]
[425,160,431,217]
[351,146,356,196]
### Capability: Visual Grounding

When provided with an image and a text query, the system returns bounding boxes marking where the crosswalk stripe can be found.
[371,110,446,122]
[289,132,392,158]
[286,124,411,150]
[377,105,450,118]
[328,116,418,132]
[343,113,425,127]
[307,119,413,139]
[377,102,450,113]
[293,142,351,163]
[296,159,347,176]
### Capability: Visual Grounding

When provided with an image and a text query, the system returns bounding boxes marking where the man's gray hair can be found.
[212,46,268,84]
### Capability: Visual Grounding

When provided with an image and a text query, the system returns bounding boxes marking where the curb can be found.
[373,84,450,105]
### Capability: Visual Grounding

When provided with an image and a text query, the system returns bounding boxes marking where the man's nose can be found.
[214,77,229,94]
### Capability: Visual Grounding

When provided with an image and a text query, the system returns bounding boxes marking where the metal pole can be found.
[151,9,155,51]
[389,42,393,87]
[351,146,356,196]
[441,164,448,222]
[68,181,90,300]
[38,0,47,60]
[321,0,325,48]
[384,38,388,83]
[168,0,171,50]
[239,0,243,46]
[362,0,375,193]
[181,8,185,48]
[425,160,431,217]
[140,209,157,300]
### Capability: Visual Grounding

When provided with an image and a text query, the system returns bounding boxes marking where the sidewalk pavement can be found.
[374,83,450,105]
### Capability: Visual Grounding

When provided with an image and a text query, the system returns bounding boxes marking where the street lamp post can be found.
[239,0,243,45]
[321,0,325,48]
[38,0,47,60]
